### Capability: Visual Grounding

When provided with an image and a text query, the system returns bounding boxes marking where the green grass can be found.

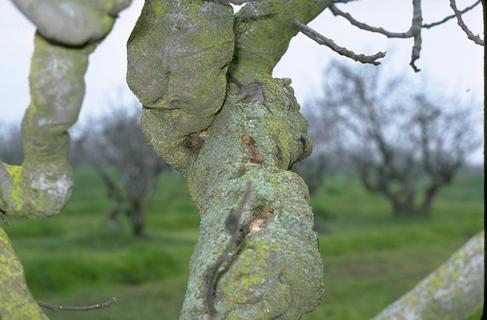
[5,167,484,319]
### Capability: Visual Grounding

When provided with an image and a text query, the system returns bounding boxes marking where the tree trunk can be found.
[126,1,328,318]
[125,198,145,237]
[179,80,324,319]
[416,184,439,216]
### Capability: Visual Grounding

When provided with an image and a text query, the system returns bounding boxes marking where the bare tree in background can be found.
[293,105,345,195]
[314,61,480,217]
[77,105,167,237]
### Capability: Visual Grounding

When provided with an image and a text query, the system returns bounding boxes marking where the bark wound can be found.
[242,134,264,164]
[185,130,210,152]
[249,208,273,235]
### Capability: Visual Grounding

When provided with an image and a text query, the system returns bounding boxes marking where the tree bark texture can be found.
[0,228,48,320]
[374,231,484,320]
[127,1,332,318]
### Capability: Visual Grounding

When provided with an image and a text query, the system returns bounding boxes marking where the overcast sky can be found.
[0,0,483,162]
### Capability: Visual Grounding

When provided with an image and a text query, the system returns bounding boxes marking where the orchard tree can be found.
[313,61,480,217]
[0,1,484,320]
[77,107,168,237]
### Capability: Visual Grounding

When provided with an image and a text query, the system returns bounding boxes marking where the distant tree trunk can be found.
[125,197,144,237]
[416,184,439,217]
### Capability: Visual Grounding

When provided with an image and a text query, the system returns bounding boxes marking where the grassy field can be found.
[5,168,484,319]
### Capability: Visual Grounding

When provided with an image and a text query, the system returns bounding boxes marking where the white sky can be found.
[0,0,483,162]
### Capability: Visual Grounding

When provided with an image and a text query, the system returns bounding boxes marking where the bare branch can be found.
[38,297,117,313]
[423,0,481,29]
[293,19,386,65]
[409,0,423,72]
[329,4,414,38]
[329,1,423,71]
[450,0,484,45]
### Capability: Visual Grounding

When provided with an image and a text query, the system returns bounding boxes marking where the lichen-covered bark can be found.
[127,1,331,318]
[374,231,484,320]
[0,34,93,218]
[0,228,48,320]
[127,0,235,175]
[1,2,130,318]
[180,78,323,320]
[1,0,132,218]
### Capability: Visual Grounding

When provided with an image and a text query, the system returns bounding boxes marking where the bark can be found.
[127,0,331,318]
[0,35,93,218]
[0,228,48,320]
[374,231,484,320]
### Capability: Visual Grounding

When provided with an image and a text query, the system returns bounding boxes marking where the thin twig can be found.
[38,297,117,312]
[293,19,386,65]
[423,0,481,29]
[329,4,414,38]
[450,0,484,45]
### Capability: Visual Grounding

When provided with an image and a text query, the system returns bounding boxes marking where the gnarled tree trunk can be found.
[127,1,329,318]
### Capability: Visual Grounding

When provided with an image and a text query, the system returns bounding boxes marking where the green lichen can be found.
[0,227,48,320]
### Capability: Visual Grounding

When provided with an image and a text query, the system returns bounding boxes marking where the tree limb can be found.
[374,231,484,319]
[409,0,423,72]
[329,0,423,71]
[450,0,484,45]
[293,19,386,65]
[329,4,414,38]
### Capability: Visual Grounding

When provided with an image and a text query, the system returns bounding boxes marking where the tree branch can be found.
[374,231,484,319]
[329,4,414,38]
[329,0,423,71]
[423,0,481,29]
[450,0,484,45]
[38,297,117,313]
[293,19,386,65]
[409,0,423,72]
